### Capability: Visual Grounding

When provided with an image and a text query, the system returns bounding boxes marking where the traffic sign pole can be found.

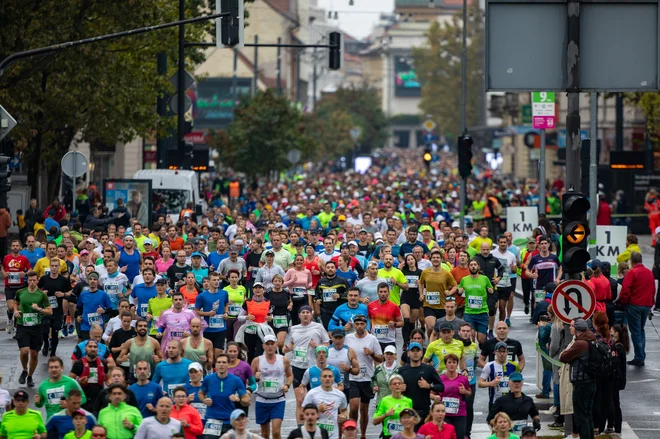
[532,92,555,218]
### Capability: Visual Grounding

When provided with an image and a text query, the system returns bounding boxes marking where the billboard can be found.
[192,78,252,129]
[103,179,152,227]
[395,58,421,97]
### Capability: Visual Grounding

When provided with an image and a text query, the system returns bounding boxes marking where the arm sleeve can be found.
[246,376,257,392]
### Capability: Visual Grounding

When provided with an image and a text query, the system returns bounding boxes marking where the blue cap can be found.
[509,372,524,382]
[191,252,203,258]
[230,409,246,421]
[408,342,423,351]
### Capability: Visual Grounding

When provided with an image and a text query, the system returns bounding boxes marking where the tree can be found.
[207,89,319,181]
[0,0,212,201]
[314,83,390,153]
[413,3,484,139]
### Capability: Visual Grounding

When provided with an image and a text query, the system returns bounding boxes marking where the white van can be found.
[133,169,204,223]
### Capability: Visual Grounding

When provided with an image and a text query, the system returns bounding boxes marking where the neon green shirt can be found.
[424,338,464,373]
[224,285,247,319]
[37,376,86,420]
[373,395,413,436]
[377,267,407,305]
[459,275,492,315]
[64,431,92,439]
[147,295,173,335]
[0,409,46,439]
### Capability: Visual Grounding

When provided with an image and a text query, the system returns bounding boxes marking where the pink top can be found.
[155,257,174,274]
[417,422,456,439]
[283,268,313,301]
[158,308,201,352]
[438,374,470,417]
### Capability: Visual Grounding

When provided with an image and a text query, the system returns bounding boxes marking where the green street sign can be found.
[532,92,555,103]
[522,105,532,125]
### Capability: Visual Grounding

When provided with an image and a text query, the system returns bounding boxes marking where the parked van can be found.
[133,169,204,223]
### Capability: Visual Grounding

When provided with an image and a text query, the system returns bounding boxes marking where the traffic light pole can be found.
[177,0,190,170]
[459,0,468,230]
[539,129,546,214]
[565,0,581,195]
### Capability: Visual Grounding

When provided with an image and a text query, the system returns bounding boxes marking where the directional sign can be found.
[532,92,556,130]
[169,70,196,91]
[565,223,587,244]
[594,226,627,266]
[0,106,17,142]
[423,119,437,132]
[507,206,538,244]
[552,280,596,324]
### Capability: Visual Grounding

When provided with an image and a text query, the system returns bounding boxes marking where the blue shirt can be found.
[200,373,247,422]
[336,269,358,287]
[20,248,45,268]
[131,283,158,318]
[306,365,342,389]
[184,382,207,421]
[45,409,96,439]
[152,358,193,397]
[76,289,112,331]
[129,381,164,418]
[194,290,229,333]
[118,249,141,283]
[45,217,60,233]
[207,251,229,271]
[192,267,209,284]
[328,303,371,331]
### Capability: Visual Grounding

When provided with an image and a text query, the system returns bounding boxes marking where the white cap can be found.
[451,221,460,228]
[188,362,204,372]
[263,335,278,343]
[384,345,397,354]
[348,240,358,247]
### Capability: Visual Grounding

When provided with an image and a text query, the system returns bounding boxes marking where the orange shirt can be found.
[166,237,185,251]
[450,266,470,307]
[179,285,199,307]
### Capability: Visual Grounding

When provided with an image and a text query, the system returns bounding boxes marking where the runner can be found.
[181,318,214,368]
[266,274,292,350]
[314,261,351,329]
[400,254,422,343]
[38,258,71,357]
[472,242,504,337]
[283,254,314,325]
[287,404,329,439]
[524,236,561,322]
[2,239,31,336]
[398,342,444,428]
[327,328,360,403]
[367,283,403,351]
[490,236,517,326]
[478,321,525,370]
[224,269,247,342]
[458,322,479,438]
[69,339,108,412]
[377,255,408,306]
[179,272,201,309]
[329,288,370,335]
[128,360,163,418]
[419,250,457,340]
[183,362,208,423]
[302,370,349,439]
[372,374,414,439]
[478,341,521,408]
[300,346,343,390]
[458,260,494,344]
[151,340,192,398]
[116,319,163,379]
[36,356,85,420]
[423,322,465,374]
[99,259,131,319]
[0,390,47,439]
[195,272,229,357]
[256,250,286,291]
[157,291,199,352]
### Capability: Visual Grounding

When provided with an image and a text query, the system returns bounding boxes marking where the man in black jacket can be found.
[487,372,540,435]
[83,207,122,230]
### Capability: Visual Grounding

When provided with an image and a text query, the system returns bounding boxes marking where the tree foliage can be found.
[0,0,213,200]
[207,89,319,180]
[413,3,484,138]
[314,83,390,154]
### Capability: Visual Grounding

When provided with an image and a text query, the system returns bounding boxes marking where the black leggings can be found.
[522,278,533,306]
[612,383,623,433]
[244,332,264,364]
[465,384,476,436]
[593,379,615,434]
[41,315,64,355]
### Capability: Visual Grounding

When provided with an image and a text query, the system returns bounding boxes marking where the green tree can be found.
[208,89,319,181]
[315,83,389,153]
[413,3,484,138]
[0,0,213,201]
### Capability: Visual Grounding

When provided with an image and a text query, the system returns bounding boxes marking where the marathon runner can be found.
[2,239,31,336]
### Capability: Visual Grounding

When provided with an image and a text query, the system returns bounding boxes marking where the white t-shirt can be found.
[345,332,382,382]
[490,249,516,289]
[318,251,339,264]
[289,322,330,369]
[302,387,348,439]
[134,416,181,439]
[0,389,10,421]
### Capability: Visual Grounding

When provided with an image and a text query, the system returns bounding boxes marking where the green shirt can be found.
[373,395,413,436]
[377,267,407,305]
[0,409,46,439]
[317,211,334,228]
[459,275,492,315]
[147,296,173,335]
[98,402,143,439]
[64,431,92,439]
[15,288,50,327]
[225,285,246,318]
[424,338,464,373]
[37,376,86,420]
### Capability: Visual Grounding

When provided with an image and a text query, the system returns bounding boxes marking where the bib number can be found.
[88,368,99,384]
[251,268,259,277]
[405,275,419,288]
[23,313,38,327]
[426,291,440,305]
[245,324,257,334]
[209,316,225,330]
[534,290,546,303]
[467,296,483,309]
[261,379,280,393]
[318,422,335,436]
[191,402,206,420]
[512,420,527,434]
[387,419,404,435]
[373,325,389,339]
[46,386,65,405]
[170,330,184,339]
[498,376,510,394]
[48,296,58,309]
[139,303,148,317]
[443,397,460,415]
[273,315,289,329]
[294,348,307,361]
[203,419,223,436]
[87,313,102,326]
[466,365,475,382]
[323,289,337,302]
[292,287,306,298]
[227,304,241,317]
[7,273,20,285]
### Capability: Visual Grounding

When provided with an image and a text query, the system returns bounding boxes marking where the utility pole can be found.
[312,48,317,109]
[276,37,282,94]
[156,52,168,169]
[565,0,581,194]
[539,129,546,214]
[589,92,598,257]
[459,0,468,229]
[177,0,187,170]
[253,35,258,96]
[296,50,301,103]
[232,48,238,109]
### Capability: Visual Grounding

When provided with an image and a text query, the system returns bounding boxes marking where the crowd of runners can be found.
[0,149,656,439]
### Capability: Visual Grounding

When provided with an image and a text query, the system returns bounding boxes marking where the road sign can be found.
[552,280,596,324]
[8,156,20,170]
[422,119,437,132]
[424,132,436,143]
[350,127,361,142]
[169,70,195,91]
[594,226,627,265]
[286,149,302,165]
[0,106,17,142]
[507,206,538,243]
[61,151,88,178]
[170,95,192,114]
[566,223,587,244]
[531,92,555,129]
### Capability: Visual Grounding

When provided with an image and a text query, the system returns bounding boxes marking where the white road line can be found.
[653,412,660,415]
[628,378,658,384]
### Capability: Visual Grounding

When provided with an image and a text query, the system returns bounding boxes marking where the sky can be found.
[316,0,395,40]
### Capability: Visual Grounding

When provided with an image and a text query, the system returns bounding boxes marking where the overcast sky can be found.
[316,0,395,40]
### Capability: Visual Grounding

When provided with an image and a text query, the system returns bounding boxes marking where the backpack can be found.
[584,339,614,378]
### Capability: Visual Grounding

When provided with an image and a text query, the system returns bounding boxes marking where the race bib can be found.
[387,419,404,435]
[534,290,546,303]
[512,420,527,434]
[405,275,419,288]
[261,379,280,393]
[499,376,510,394]
[443,397,460,415]
[48,296,58,309]
[203,419,223,436]
[358,365,367,378]
[104,281,120,295]
[187,304,196,311]
[170,330,185,339]
[273,315,289,329]
[251,268,259,277]
[87,313,103,326]
[46,386,65,405]
[373,325,389,339]
[322,289,337,302]
[244,324,257,335]
[227,305,241,317]
[167,384,184,398]
[88,367,99,384]
[292,287,306,298]
[318,421,335,436]
[139,303,148,317]
[467,296,483,309]
[23,313,38,327]
[294,348,308,361]
[44,268,51,276]
[307,289,315,296]
[466,365,475,382]
[7,273,20,285]
[191,402,206,420]
[425,291,440,305]
[209,316,225,330]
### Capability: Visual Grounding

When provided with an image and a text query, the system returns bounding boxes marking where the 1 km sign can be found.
[507,207,538,243]
[551,280,596,324]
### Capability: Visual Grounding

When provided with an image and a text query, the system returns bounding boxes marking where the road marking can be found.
[652,412,660,415]
[627,378,658,384]
[474,411,483,415]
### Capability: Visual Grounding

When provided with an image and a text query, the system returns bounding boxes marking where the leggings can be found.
[41,315,63,355]
[521,278,533,306]
[465,384,476,436]
[244,332,264,364]
[445,415,466,439]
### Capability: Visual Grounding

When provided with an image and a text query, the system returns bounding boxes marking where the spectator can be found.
[616,234,641,264]
[617,252,655,366]
[654,227,660,311]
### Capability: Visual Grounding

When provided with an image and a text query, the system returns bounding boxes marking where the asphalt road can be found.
[0,236,656,439]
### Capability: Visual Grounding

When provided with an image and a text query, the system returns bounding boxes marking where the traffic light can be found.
[423,147,432,170]
[457,134,473,179]
[217,0,244,48]
[562,191,591,274]
[0,155,11,195]
[328,31,343,70]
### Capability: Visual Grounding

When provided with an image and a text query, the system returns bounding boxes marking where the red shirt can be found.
[166,237,185,251]
[596,200,612,226]
[367,299,401,327]
[619,264,656,307]
[303,257,321,287]
[3,254,31,287]
[588,273,612,312]
[418,421,457,439]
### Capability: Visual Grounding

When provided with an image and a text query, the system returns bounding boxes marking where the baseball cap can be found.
[72,410,87,418]
[338,215,347,221]
[340,243,349,250]
[191,252,203,258]
[495,341,508,351]
[263,334,278,343]
[332,328,346,337]
[509,372,524,382]
[451,221,460,228]
[13,390,28,400]
[465,221,474,227]
[230,409,247,421]
[253,282,264,288]
[265,250,275,256]
[573,318,589,331]
[408,342,423,351]
[87,272,99,280]
[229,246,239,254]
[144,239,153,246]
[348,240,358,247]
[438,321,454,332]
[315,346,329,355]
[155,277,168,285]
[188,362,204,372]
[384,345,397,354]
[80,249,89,255]
[419,225,433,233]
[590,258,602,269]
[399,408,419,419]
[342,420,357,430]
[521,426,537,437]
[359,228,368,234]
[353,315,368,323]
[374,232,383,240]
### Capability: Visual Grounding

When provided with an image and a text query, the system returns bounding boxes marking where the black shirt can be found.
[167,264,191,290]
[71,358,109,409]
[266,289,291,316]
[398,363,444,414]
[287,428,329,439]
[109,327,137,360]
[487,392,539,423]
[480,337,524,363]
[315,276,351,315]
[38,275,72,316]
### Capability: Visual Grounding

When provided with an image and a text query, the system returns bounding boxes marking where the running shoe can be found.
[27,376,34,387]
[524,305,529,315]
[18,370,27,385]
[505,318,512,327]
[548,422,564,430]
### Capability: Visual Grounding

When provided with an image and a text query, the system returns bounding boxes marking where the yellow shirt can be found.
[424,338,465,373]
[469,236,493,251]
[34,257,68,278]
[419,268,457,309]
